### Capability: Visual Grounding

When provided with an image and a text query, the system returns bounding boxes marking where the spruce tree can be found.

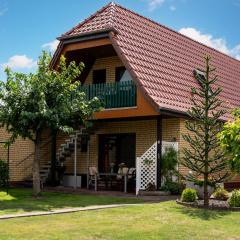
[181,56,229,206]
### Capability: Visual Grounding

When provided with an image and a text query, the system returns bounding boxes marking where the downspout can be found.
[156,115,163,189]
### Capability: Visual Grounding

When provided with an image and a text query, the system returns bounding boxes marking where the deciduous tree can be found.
[0,51,101,196]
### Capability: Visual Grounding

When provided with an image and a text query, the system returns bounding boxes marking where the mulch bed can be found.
[176,199,240,211]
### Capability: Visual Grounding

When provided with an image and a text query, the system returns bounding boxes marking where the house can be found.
[2,2,240,193]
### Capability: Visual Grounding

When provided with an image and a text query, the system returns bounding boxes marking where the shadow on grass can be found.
[173,203,230,220]
[0,188,142,215]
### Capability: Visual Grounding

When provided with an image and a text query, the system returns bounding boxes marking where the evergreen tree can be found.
[181,56,229,206]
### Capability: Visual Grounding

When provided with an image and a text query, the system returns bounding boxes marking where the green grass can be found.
[1,188,240,239]
[0,201,240,240]
[0,188,141,215]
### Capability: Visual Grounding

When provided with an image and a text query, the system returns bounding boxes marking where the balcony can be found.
[80,80,137,109]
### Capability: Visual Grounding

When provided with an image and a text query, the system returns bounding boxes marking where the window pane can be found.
[116,67,132,82]
[93,69,106,84]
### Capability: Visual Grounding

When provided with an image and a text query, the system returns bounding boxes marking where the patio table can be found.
[94,173,128,193]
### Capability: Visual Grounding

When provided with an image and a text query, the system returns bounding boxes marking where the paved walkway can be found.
[0,203,141,220]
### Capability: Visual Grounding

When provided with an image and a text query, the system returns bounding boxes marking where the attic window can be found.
[193,69,205,87]
[193,69,213,94]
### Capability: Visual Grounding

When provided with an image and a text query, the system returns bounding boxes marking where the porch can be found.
[54,118,180,195]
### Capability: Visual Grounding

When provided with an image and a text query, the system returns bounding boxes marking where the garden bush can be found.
[160,180,183,195]
[0,159,9,188]
[181,188,197,202]
[228,190,240,207]
[213,187,229,201]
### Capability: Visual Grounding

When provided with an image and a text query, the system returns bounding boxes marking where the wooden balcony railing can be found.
[80,80,137,109]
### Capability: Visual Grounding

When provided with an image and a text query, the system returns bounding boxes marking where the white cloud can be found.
[169,5,176,11]
[1,55,37,69]
[147,0,165,11]
[179,27,240,60]
[42,40,59,52]
[231,45,240,60]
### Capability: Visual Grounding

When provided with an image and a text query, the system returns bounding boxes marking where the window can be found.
[193,69,213,94]
[193,69,205,87]
[115,67,132,82]
[93,69,106,84]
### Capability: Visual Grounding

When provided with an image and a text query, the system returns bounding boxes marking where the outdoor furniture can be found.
[116,167,129,192]
[88,167,99,191]
[127,168,136,191]
[96,172,128,193]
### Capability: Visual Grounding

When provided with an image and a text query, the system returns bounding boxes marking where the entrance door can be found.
[98,133,136,173]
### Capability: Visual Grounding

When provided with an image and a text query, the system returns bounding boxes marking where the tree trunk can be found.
[33,129,41,197]
[203,173,209,206]
[50,129,57,186]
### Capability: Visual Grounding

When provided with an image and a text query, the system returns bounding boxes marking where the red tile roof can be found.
[59,2,240,118]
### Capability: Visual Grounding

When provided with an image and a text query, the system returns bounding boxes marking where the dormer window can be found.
[193,69,205,87]
[193,69,213,94]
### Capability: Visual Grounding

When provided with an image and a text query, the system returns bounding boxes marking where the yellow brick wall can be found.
[62,118,180,175]
[84,56,123,85]
[0,128,34,182]
[178,118,240,183]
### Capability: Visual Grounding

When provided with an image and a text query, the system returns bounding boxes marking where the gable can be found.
[55,2,240,120]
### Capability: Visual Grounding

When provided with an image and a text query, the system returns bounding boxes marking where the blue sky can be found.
[0,0,240,80]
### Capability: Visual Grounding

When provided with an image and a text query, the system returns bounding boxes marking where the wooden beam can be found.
[63,38,111,54]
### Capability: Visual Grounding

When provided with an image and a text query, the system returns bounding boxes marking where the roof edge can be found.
[58,27,118,41]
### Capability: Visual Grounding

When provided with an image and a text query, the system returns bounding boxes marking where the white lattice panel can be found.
[136,142,157,194]
[136,141,178,195]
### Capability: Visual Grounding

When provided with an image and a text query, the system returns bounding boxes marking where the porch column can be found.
[156,115,163,189]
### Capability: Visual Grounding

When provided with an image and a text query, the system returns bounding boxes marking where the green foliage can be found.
[143,158,153,166]
[193,179,215,188]
[0,51,101,143]
[219,110,240,174]
[181,188,197,202]
[0,51,101,195]
[161,146,178,178]
[213,187,229,201]
[0,160,9,188]
[160,180,183,194]
[228,190,240,207]
[180,56,229,206]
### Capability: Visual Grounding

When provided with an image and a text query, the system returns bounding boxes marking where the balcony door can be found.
[98,133,136,173]
[93,69,106,84]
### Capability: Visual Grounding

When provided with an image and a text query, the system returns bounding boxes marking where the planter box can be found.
[63,175,82,188]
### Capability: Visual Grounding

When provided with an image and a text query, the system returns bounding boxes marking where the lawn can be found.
[0,201,240,240]
[1,189,240,240]
[0,188,141,215]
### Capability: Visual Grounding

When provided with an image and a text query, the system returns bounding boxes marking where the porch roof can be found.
[54,2,240,119]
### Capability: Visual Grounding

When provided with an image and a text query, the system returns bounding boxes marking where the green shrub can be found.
[0,159,9,188]
[229,190,240,207]
[181,188,197,202]
[213,187,229,201]
[160,180,183,195]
